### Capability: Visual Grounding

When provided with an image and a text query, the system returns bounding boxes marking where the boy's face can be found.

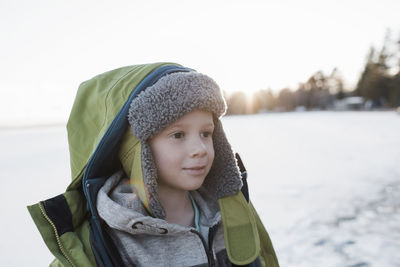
[150,110,215,193]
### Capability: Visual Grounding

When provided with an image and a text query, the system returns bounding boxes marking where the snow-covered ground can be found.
[1,111,399,266]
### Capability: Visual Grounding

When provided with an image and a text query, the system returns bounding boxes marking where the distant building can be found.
[334,97,364,110]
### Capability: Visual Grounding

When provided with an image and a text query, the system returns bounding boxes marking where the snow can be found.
[223,111,400,267]
[1,111,399,266]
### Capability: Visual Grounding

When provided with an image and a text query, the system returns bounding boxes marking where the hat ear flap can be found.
[141,142,166,218]
[202,119,243,199]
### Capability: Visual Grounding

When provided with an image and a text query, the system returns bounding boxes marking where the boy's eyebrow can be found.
[167,122,215,130]
[203,122,215,128]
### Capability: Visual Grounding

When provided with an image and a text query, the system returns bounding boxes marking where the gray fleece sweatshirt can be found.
[97,170,234,267]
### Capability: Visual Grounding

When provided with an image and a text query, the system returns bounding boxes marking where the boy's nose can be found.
[189,138,207,158]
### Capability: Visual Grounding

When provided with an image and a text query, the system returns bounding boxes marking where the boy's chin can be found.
[180,177,207,191]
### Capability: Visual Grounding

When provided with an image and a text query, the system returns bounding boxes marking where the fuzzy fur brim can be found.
[128,72,226,141]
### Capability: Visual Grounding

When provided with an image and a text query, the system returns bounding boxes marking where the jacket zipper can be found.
[39,202,76,267]
[190,229,216,267]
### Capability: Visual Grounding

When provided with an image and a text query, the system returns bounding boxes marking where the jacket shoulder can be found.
[28,190,97,267]
[50,258,65,267]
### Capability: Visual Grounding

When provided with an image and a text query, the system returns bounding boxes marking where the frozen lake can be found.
[1,111,399,266]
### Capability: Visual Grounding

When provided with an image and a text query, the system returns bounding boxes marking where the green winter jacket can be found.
[27,62,279,267]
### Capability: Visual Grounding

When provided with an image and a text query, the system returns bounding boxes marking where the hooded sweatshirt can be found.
[97,170,234,267]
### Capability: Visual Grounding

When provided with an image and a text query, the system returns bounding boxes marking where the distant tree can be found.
[252,90,263,114]
[329,68,346,100]
[390,72,400,107]
[278,88,295,111]
[264,89,276,111]
[294,84,308,107]
[252,89,275,112]
[356,62,388,106]
[391,34,400,107]
[302,71,333,109]
[336,88,346,100]
[355,47,375,96]
[355,29,400,108]
[226,91,248,115]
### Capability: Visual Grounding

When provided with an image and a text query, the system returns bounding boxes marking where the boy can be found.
[28,63,279,267]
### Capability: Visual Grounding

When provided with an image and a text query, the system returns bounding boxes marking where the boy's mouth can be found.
[182,166,207,176]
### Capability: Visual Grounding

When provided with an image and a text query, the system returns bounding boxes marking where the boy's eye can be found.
[201,131,212,138]
[172,132,184,139]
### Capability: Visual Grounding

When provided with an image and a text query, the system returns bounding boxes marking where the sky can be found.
[1,0,400,126]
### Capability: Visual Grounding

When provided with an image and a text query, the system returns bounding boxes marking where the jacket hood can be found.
[67,63,186,188]
[67,63,178,188]
[66,63,242,218]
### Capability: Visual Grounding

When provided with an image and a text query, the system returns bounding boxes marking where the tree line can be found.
[225,29,400,115]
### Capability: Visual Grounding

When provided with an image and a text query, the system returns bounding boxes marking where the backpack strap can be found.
[235,153,249,202]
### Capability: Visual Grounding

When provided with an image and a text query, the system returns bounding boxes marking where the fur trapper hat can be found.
[124,71,242,218]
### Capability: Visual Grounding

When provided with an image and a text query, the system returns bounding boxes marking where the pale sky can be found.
[1,0,399,126]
